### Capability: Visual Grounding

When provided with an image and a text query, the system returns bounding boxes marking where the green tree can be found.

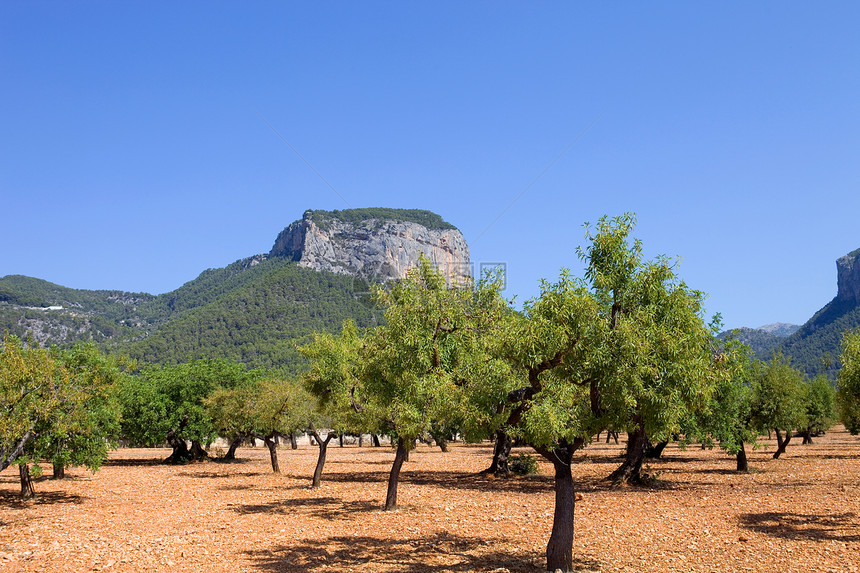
[30,343,123,479]
[800,375,836,444]
[750,353,806,458]
[0,336,69,495]
[300,320,371,487]
[479,214,725,572]
[119,358,264,463]
[206,378,309,472]
[837,329,860,434]
[682,335,760,471]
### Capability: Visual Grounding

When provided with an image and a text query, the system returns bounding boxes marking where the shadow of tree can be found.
[0,489,87,507]
[102,457,164,467]
[177,470,265,479]
[319,469,559,496]
[244,532,602,572]
[739,512,860,542]
[231,496,379,519]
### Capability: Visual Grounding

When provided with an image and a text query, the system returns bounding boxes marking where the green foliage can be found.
[0,335,68,471]
[837,330,860,434]
[119,358,265,448]
[29,343,124,474]
[206,378,312,443]
[125,262,380,372]
[510,453,539,475]
[307,208,457,231]
[802,375,836,435]
[750,353,806,434]
[0,337,122,478]
[682,334,759,457]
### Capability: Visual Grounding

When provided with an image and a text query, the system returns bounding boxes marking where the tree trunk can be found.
[310,429,334,488]
[535,440,583,573]
[801,429,813,445]
[52,461,65,479]
[289,432,298,449]
[372,434,381,447]
[225,436,243,460]
[19,463,35,499]
[482,429,512,477]
[358,434,364,447]
[609,423,648,484]
[385,437,408,510]
[189,441,208,461]
[165,429,191,464]
[435,434,448,452]
[773,429,791,459]
[736,442,749,472]
[264,436,280,473]
[646,440,669,459]
[339,433,344,447]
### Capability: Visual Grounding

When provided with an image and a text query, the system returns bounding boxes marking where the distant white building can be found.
[45,306,63,311]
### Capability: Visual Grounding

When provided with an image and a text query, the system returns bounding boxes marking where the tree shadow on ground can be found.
[0,489,87,507]
[177,470,265,479]
[244,532,602,573]
[320,469,559,495]
[230,496,378,519]
[739,512,860,542]
[210,457,254,465]
[102,457,164,467]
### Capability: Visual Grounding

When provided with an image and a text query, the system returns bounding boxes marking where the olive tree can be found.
[119,358,264,463]
[837,330,860,435]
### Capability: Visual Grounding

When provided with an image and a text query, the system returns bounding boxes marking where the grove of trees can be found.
[2,213,859,573]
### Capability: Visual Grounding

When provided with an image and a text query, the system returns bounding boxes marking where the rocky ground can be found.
[1,427,858,573]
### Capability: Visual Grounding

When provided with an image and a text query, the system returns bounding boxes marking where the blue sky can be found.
[2,2,858,330]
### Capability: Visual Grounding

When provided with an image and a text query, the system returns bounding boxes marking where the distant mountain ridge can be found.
[721,248,860,377]
[0,208,464,372]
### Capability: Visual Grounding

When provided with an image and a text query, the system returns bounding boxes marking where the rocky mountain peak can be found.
[836,248,860,305]
[269,208,471,284]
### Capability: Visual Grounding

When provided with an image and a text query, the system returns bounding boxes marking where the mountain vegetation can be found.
[307,208,457,231]
[776,298,860,378]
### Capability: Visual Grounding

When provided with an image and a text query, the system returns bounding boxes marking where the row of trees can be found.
[4,214,860,573]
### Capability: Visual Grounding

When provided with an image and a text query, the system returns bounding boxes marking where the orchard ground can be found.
[1,427,858,573]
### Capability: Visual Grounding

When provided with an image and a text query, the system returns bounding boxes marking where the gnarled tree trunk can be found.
[482,429,512,477]
[773,429,791,459]
[372,434,381,447]
[385,437,408,510]
[225,436,244,460]
[646,439,669,459]
[19,463,35,499]
[609,422,649,484]
[289,433,298,449]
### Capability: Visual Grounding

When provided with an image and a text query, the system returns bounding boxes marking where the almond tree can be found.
[210,378,309,472]
[475,214,725,572]
[750,353,806,459]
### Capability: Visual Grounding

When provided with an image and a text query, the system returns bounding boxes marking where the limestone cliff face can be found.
[269,209,471,284]
[836,249,860,305]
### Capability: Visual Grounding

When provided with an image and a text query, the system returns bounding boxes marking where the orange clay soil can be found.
[1,426,858,573]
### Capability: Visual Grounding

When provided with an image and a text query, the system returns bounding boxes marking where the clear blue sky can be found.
[2,2,858,330]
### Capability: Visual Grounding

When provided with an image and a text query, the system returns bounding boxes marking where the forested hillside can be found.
[777,297,860,378]
[125,261,380,373]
